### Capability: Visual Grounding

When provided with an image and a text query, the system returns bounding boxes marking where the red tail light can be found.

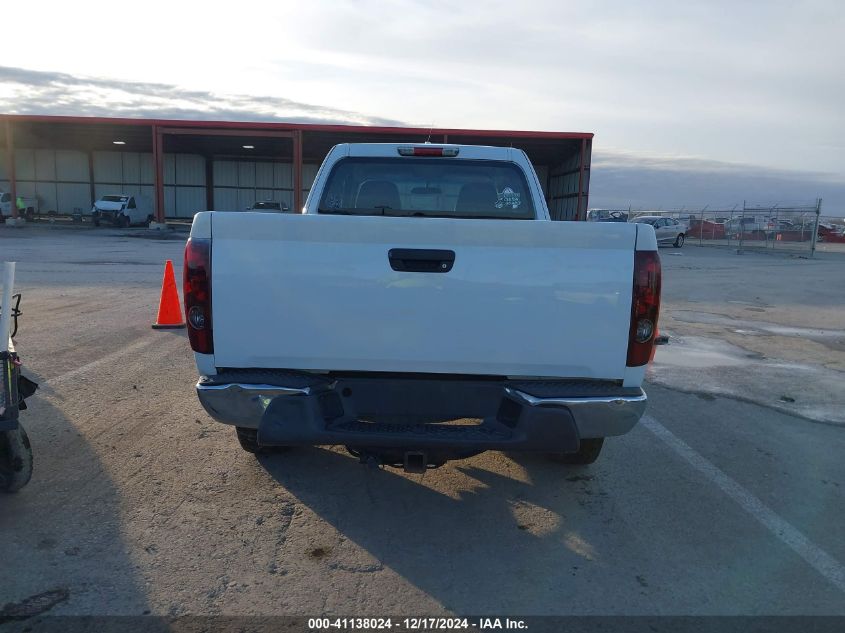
[626,250,661,367]
[184,238,213,354]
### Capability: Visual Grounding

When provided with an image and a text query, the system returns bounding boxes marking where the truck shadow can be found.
[0,393,151,618]
[259,447,607,613]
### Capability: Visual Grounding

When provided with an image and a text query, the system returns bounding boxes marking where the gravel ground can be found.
[0,225,843,619]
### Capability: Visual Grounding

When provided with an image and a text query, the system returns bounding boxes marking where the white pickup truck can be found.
[185,143,661,472]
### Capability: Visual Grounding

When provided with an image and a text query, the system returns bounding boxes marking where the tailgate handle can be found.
[388,248,455,273]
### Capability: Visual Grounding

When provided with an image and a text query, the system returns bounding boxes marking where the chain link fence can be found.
[610,199,845,257]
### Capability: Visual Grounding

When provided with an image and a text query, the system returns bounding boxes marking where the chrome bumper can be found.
[196,382,317,426]
[196,378,647,440]
[504,388,647,438]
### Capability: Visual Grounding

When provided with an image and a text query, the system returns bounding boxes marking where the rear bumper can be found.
[196,372,646,451]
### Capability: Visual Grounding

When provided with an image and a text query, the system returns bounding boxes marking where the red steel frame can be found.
[152,125,164,224]
[87,151,96,209]
[577,138,586,221]
[5,120,17,219]
[1,114,594,223]
[292,130,303,212]
[0,114,594,140]
[162,127,295,138]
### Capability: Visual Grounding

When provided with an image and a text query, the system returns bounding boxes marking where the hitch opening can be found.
[403,451,427,474]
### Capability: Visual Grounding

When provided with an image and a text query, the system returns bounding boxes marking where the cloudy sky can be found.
[2,0,843,210]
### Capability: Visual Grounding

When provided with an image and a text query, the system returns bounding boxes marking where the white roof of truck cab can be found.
[341,143,517,161]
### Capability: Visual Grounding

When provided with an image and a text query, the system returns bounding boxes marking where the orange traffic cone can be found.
[152,260,186,329]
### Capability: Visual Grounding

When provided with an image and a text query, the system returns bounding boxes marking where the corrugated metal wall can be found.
[546,141,590,221]
[167,154,206,218]
[0,149,208,217]
[211,161,319,211]
[212,160,293,211]
[0,149,91,213]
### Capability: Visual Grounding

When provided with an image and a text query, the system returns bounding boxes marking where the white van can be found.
[91,195,153,227]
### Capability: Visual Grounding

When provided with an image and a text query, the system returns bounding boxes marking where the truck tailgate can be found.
[210,213,636,380]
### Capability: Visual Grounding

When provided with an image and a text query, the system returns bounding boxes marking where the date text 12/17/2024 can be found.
[308,618,529,630]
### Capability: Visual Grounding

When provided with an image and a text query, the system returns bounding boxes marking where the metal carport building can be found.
[0,115,592,225]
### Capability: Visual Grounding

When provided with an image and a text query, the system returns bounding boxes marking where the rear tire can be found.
[548,437,604,465]
[235,427,290,455]
[236,427,264,453]
[0,426,34,492]
[674,233,685,248]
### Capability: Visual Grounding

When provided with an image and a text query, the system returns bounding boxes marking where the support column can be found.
[205,156,214,210]
[4,119,24,226]
[150,125,167,229]
[292,130,303,213]
[576,138,586,221]
[87,151,96,207]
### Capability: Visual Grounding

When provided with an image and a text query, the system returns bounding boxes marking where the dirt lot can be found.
[1,225,844,619]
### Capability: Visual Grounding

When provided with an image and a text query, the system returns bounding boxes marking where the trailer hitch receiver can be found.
[403,451,428,474]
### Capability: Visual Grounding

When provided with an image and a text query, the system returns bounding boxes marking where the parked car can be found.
[765,219,817,241]
[185,143,660,472]
[0,191,39,222]
[91,195,152,227]
[246,200,290,213]
[816,222,837,238]
[821,226,845,243]
[687,218,726,239]
[722,216,772,239]
[587,209,628,222]
[631,215,686,247]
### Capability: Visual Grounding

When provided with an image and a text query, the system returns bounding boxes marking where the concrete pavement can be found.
[1,226,843,617]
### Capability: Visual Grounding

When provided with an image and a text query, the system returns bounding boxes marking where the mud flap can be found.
[514,404,581,453]
[257,395,329,446]
[18,375,38,409]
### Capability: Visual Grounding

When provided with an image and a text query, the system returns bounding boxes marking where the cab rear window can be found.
[318,158,535,219]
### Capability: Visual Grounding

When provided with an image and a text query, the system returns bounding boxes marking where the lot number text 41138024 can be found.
[308,617,529,630]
